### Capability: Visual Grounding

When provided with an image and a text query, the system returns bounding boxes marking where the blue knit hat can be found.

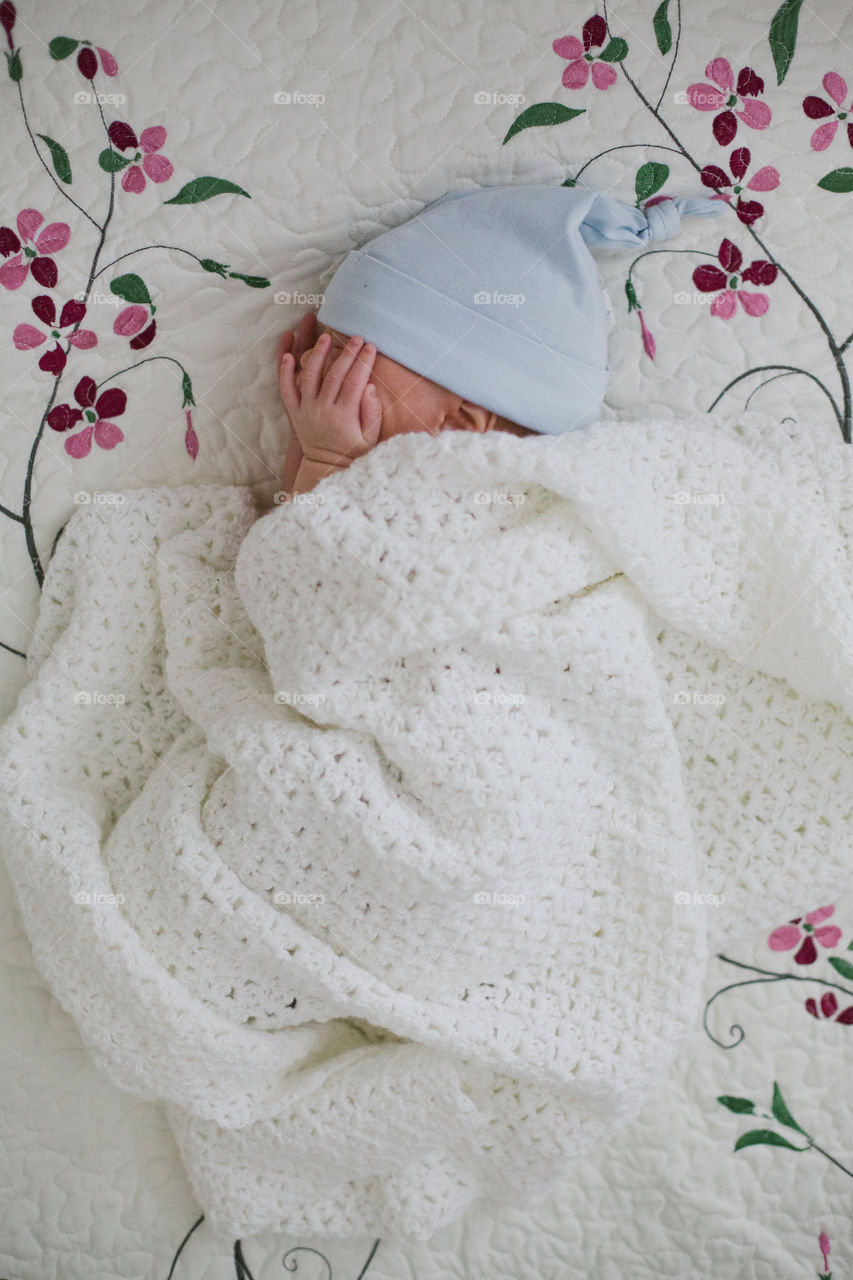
[316,184,725,436]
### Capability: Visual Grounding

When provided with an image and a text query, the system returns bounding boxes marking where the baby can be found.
[275,184,724,496]
[278,312,535,496]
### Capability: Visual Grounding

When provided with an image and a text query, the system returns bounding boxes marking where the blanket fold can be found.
[1,409,852,1241]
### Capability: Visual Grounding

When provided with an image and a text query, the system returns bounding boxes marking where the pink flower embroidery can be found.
[553,15,618,92]
[768,904,842,964]
[0,208,70,290]
[692,238,777,318]
[185,408,198,459]
[638,310,656,359]
[114,304,157,350]
[805,989,853,1024]
[804,72,853,152]
[700,145,779,225]
[77,44,118,79]
[819,1233,831,1279]
[107,120,174,194]
[13,295,97,375]
[47,375,126,457]
[687,59,771,146]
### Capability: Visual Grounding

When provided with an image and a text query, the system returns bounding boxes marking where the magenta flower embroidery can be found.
[692,238,777,318]
[804,72,853,152]
[76,44,118,78]
[805,989,853,1024]
[114,304,157,350]
[185,409,198,460]
[768,904,842,964]
[700,145,779,225]
[687,59,771,146]
[13,295,97,375]
[553,15,618,91]
[0,208,70,290]
[0,0,15,51]
[47,375,127,457]
[819,1234,831,1280]
[107,121,174,194]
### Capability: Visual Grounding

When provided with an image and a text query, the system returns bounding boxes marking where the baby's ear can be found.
[444,402,492,433]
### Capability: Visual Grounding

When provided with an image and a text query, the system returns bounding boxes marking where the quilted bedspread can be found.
[2,0,853,1276]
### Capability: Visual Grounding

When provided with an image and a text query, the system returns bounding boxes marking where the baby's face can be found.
[297,322,533,441]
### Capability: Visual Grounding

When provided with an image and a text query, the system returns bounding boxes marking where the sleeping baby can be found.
[275,183,725,495]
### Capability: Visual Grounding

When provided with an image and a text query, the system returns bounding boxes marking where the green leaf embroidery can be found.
[181,371,195,408]
[5,48,21,81]
[770,1082,809,1135]
[37,133,72,184]
[828,955,853,980]
[636,161,670,203]
[768,0,804,86]
[598,36,629,63]
[717,1095,756,1115]
[502,102,585,145]
[99,147,132,173]
[200,258,230,276]
[817,168,853,193]
[561,177,577,187]
[227,271,270,288]
[110,273,153,306]
[733,1129,805,1152]
[48,36,79,60]
[653,0,672,56]
[164,177,251,205]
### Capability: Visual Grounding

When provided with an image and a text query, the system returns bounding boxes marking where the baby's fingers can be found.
[360,381,383,446]
[279,349,301,415]
[336,341,377,407]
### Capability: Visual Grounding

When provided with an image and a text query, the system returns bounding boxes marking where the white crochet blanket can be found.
[1,410,851,1243]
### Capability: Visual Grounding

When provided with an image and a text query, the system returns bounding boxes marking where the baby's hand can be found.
[279,333,382,467]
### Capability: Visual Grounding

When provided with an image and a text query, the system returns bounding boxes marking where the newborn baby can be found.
[278,312,535,496]
[275,185,725,495]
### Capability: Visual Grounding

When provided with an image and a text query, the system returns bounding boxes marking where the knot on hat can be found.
[644,197,682,243]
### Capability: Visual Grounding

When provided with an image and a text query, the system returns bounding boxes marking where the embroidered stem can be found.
[21,77,116,589]
[93,244,209,280]
[96,353,189,390]
[600,0,852,442]
[708,365,841,425]
[653,0,683,112]
[704,955,853,1047]
[165,1214,204,1280]
[0,637,26,659]
[572,142,685,185]
[15,81,100,230]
